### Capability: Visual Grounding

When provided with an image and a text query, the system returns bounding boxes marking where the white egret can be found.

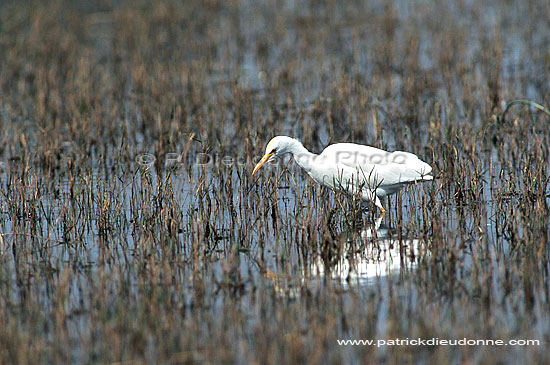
[252,136,433,216]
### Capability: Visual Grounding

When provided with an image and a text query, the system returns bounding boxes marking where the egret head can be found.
[252,136,297,175]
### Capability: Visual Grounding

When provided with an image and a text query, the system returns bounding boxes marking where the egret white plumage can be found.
[252,136,433,217]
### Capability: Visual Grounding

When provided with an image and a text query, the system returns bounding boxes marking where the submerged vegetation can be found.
[0,0,549,363]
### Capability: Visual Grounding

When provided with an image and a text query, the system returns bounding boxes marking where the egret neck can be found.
[284,139,318,173]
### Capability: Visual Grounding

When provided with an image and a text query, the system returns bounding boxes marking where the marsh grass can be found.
[0,0,549,363]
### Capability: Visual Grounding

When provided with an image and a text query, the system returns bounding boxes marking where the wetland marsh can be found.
[0,0,549,363]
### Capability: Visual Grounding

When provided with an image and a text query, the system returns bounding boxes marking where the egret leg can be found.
[374,196,386,218]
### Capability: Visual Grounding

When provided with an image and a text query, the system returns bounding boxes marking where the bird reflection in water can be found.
[313,217,422,287]
[263,217,425,297]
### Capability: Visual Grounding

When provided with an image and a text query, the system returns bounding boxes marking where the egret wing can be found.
[320,143,432,186]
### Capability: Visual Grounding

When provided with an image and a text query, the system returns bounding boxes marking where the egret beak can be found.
[252,152,275,175]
